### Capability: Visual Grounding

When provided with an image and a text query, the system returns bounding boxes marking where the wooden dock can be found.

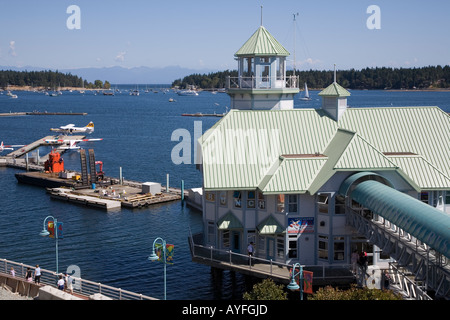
[46,182,183,211]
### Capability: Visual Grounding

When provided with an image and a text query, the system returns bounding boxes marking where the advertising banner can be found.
[288,217,314,234]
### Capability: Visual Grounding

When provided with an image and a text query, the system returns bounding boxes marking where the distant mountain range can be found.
[0,65,216,84]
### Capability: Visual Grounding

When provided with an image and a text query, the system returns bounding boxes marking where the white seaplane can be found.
[43,137,103,150]
[50,122,95,134]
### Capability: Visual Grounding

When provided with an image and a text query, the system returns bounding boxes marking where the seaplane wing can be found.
[50,122,95,134]
[1,141,25,152]
[43,138,103,150]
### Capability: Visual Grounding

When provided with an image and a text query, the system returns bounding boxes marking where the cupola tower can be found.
[226,24,299,110]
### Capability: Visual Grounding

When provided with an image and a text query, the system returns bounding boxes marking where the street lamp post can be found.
[287,263,304,300]
[39,216,60,275]
[148,237,168,300]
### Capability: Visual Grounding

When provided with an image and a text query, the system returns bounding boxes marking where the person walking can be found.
[247,242,254,266]
[34,265,41,284]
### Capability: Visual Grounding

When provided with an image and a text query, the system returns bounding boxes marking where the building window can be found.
[333,237,345,261]
[288,195,298,213]
[277,194,285,213]
[335,195,345,214]
[247,230,256,248]
[233,191,241,208]
[207,221,215,244]
[277,235,285,259]
[318,235,328,260]
[219,191,227,206]
[222,230,230,249]
[276,57,285,79]
[205,192,215,202]
[258,236,266,255]
[257,192,266,210]
[420,192,429,204]
[247,191,255,208]
[288,235,297,258]
[317,193,330,214]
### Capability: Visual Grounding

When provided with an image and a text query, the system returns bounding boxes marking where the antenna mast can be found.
[260,5,263,26]
[334,64,337,83]
[293,13,299,77]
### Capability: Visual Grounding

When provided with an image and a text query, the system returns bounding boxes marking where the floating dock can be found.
[0,112,87,117]
[16,170,185,211]
[2,135,190,211]
[181,113,224,117]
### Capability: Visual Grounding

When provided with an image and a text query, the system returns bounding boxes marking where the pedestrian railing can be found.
[0,258,157,300]
[188,231,355,283]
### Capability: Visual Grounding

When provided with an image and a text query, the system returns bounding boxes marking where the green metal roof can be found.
[257,215,285,234]
[200,107,450,193]
[388,155,450,191]
[261,157,328,194]
[235,26,290,57]
[351,180,450,258]
[318,82,351,97]
[217,211,243,230]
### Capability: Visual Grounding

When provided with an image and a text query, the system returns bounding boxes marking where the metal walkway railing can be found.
[0,258,157,300]
[188,231,355,285]
[346,208,450,299]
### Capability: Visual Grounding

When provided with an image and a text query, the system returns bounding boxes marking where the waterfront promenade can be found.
[0,258,157,300]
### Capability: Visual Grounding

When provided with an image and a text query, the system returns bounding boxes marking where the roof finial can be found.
[334,64,337,83]
[260,5,263,26]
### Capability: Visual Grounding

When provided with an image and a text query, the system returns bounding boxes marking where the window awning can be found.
[217,211,243,230]
[351,180,450,259]
[257,215,285,235]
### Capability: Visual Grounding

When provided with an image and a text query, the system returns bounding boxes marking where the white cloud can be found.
[9,40,17,57]
[115,51,127,62]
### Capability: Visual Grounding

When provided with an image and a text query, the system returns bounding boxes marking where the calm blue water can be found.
[0,87,449,300]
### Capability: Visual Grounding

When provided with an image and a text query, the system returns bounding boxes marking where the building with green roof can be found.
[194,22,450,276]
[226,25,299,110]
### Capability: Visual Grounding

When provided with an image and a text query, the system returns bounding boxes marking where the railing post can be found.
[229,250,232,265]
[210,246,213,262]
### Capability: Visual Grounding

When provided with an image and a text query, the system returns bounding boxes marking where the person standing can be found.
[34,265,41,284]
[25,268,33,282]
[65,273,74,294]
[351,250,359,274]
[57,275,65,290]
[10,267,15,277]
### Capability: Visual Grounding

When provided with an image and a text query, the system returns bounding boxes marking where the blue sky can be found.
[1,0,449,72]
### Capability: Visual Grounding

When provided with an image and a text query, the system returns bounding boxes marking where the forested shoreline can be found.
[0,70,110,89]
[172,65,450,90]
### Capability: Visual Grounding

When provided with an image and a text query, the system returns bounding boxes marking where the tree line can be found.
[0,70,110,89]
[172,65,450,90]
